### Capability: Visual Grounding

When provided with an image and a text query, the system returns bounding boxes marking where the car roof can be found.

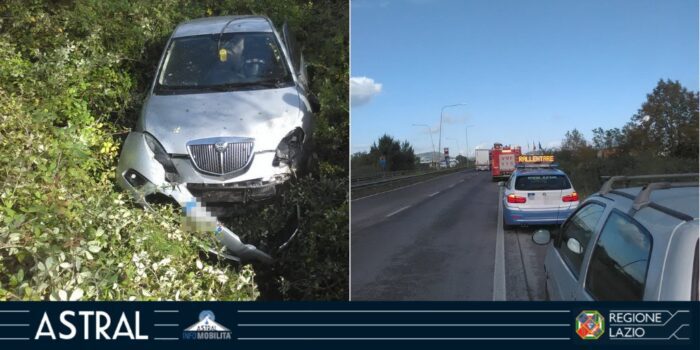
[613,186,699,219]
[172,16,274,38]
[513,167,567,177]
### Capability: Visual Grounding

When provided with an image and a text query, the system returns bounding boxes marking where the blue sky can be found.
[350,0,699,156]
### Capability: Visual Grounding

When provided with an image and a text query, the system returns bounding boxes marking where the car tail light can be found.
[562,192,579,202]
[507,194,526,203]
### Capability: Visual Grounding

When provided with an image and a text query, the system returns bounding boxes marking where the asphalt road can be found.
[351,170,548,301]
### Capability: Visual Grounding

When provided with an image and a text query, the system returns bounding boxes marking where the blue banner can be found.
[0,302,697,349]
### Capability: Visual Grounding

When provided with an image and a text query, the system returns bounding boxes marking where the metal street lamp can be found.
[446,137,461,155]
[465,124,475,159]
[412,123,436,167]
[438,103,467,166]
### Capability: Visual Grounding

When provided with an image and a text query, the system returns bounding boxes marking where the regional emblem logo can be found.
[576,310,605,340]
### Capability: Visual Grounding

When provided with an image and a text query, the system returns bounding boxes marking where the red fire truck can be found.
[489,143,521,180]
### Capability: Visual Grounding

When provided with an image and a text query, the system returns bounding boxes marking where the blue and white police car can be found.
[501,161,579,228]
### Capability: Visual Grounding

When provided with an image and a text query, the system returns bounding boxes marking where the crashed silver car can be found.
[116,16,316,263]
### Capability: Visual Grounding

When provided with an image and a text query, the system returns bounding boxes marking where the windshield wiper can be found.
[156,78,292,94]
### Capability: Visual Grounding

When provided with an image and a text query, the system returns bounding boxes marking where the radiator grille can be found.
[188,139,254,175]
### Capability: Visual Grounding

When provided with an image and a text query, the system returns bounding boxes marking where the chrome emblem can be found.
[214,142,228,153]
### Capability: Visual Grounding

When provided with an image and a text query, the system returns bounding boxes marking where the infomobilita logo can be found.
[575,310,605,340]
[182,310,232,340]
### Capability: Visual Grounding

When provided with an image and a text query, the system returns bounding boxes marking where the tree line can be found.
[352,134,418,174]
[556,79,698,196]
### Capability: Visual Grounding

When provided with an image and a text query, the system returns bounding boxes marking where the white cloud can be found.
[351,76,382,107]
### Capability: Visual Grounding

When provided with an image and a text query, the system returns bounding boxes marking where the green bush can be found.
[0,0,348,300]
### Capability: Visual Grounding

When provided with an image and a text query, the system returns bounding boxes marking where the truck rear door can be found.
[499,154,516,172]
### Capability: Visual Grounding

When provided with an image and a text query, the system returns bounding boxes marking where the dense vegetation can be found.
[554,79,698,197]
[351,134,418,176]
[0,0,348,300]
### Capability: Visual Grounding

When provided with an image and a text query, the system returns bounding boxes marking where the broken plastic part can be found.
[161,185,273,264]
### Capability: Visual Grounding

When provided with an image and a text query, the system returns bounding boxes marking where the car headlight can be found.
[143,132,179,179]
[273,128,304,166]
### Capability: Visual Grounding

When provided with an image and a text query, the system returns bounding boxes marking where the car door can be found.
[544,202,606,300]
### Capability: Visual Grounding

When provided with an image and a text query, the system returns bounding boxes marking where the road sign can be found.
[444,147,449,156]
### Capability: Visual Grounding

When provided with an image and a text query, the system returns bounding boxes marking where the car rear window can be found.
[515,175,571,190]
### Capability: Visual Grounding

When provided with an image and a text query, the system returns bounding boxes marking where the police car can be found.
[501,159,579,228]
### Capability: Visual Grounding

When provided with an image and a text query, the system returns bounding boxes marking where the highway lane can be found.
[351,170,499,300]
[351,170,549,301]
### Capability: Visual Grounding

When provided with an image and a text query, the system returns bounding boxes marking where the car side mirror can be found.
[498,181,505,187]
[566,238,583,254]
[532,229,551,245]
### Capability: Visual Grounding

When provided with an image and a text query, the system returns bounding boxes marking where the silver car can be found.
[532,174,699,301]
[116,16,316,263]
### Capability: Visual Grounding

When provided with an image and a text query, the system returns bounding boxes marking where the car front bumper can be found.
[116,132,293,207]
[114,131,299,263]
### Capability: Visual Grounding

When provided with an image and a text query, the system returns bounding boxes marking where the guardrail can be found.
[351,166,471,190]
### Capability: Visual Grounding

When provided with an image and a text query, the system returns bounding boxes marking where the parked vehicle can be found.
[533,173,699,301]
[490,143,521,180]
[501,163,578,228]
[115,15,317,263]
[474,149,490,171]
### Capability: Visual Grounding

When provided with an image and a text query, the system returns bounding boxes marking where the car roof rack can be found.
[598,173,698,220]
[599,173,698,194]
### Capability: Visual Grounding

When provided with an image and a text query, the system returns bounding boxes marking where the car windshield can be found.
[155,32,292,94]
[515,175,571,190]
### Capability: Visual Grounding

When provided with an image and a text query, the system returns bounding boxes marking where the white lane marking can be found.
[428,192,440,197]
[386,205,411,218]
[493,186,506,301]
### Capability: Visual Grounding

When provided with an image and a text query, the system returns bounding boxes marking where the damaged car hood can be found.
[139,86,303,154]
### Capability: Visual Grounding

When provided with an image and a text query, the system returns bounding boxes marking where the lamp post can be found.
[412,123,436,167]
[446,137,460,168]
[446,137,461,155]
[438,103,467,167]
[465,124,475,160]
